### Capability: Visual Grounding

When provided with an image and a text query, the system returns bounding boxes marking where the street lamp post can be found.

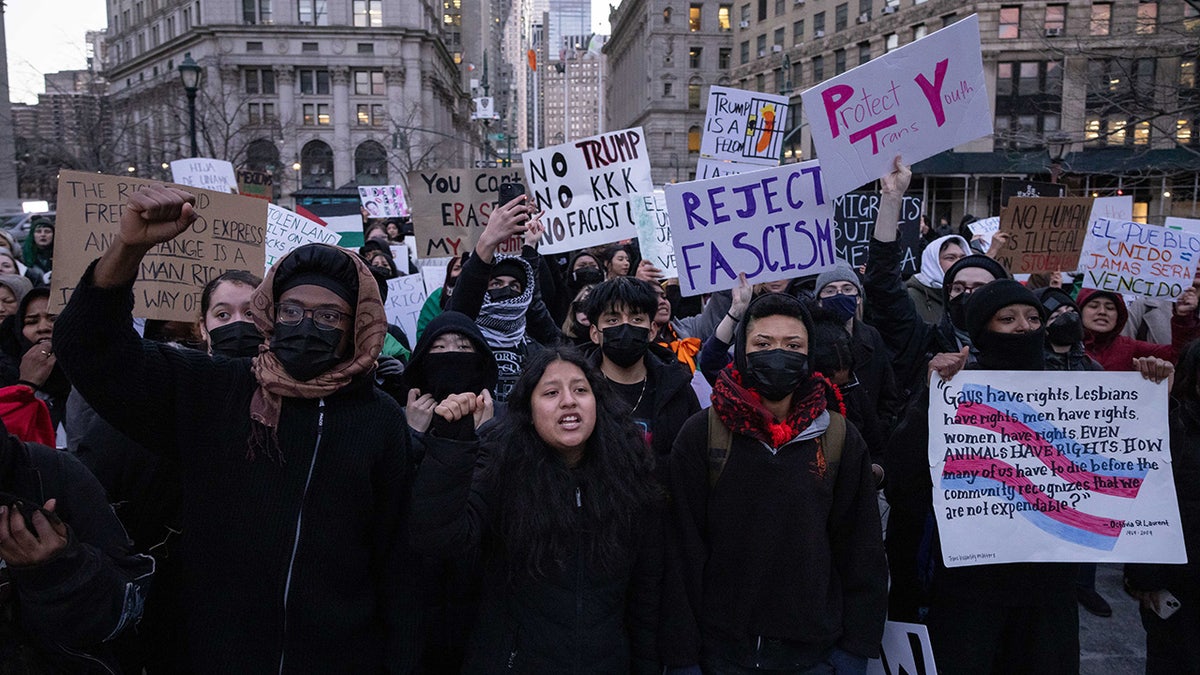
[177,53,202,158]
[1046,133,1071,185]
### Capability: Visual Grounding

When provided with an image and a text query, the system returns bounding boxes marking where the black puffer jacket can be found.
[0,424,154,673]
[410,432,663,675]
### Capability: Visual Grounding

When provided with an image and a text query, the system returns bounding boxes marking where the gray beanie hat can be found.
[815,263,863,296]
[0,274,32,304]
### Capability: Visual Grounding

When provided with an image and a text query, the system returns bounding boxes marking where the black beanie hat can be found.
[490,256,529,289]
[1032,287,1077,315]
[942,254,1010,305]
[965,279,1044,344]
[273,244,359,306]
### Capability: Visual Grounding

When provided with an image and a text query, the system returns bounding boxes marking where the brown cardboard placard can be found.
[996,196,1094,274]
[52,170,268,321]
[407,167,525,259]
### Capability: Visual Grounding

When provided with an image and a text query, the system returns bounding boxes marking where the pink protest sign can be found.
[800,14,991,199]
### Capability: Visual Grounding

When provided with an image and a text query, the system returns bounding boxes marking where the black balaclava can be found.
[966,279,1046,371]
[734,293,814,401]
[404,310,498,400]
[1033,287,1083,347]
[488,257,530,303]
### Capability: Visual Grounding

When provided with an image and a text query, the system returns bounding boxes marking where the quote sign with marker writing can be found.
[522,127,653,255]
[53,170,267,322]
[800,14,991,199]
[929,371,1185,567]
[700,86,789,167]
[1078,218,1200,298]
[664,159,836,296]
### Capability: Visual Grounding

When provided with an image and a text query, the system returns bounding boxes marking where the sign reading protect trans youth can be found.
[522,127,653,255]
[664,160,836,296]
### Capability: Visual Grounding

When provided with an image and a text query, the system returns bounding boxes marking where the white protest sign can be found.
[800,14,991,199]
[359,185,410,218]
[170,158,239,194]
[664,159,836,295]
[700,86,789,166]
[420,263,449,297]
[967,216,1000,251]
[1078,218,1200,298]
[867,622,938,675]
[265,204,341,270]
[523,127,653,254]
[632,190,676,278]
[1166,216,1200,235]
[1092,196,1133,222]
[384,274,427,344]
[696,158,765,180]
[929,371,1185,567]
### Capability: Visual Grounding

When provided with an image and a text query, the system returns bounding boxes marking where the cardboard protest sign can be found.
[994,197,1093,274]
[1079,218,1200,298]
[832,192,922,275]
[929,371,1185,566]
[1092,196,1133,222]
[383,274,427,344]
[53,170,267,321]
[867,622,937,675]
[800,15,990,199]
[359,185,410,218]
[407,168,525,259]
[967,216,1000,251]
[237,169,273,201]
[696,158,762,180]
[170,158,239,194]
[700,86,789,167]
[664,160,836,296]
[265,204,341,270]
[999,178,1065,208]
[523,127,653,254]
[632,190,676,278]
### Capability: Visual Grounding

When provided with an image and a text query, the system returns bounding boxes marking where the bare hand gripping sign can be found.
[929,371,1186,567]
[664,160,836,295]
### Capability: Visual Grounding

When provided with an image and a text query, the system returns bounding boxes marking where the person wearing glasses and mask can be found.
[53,186,419,673]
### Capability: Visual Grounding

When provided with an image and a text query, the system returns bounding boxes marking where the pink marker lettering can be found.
[848,116,899,155]
[820,84,855,139]
[915,58,950,127]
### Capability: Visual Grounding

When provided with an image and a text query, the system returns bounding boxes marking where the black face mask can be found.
[1046,311,1083,346]
[820,293,858,323]
[208,321,263,359]
[743,349,810,401]
[975,329,1047,371]
[947,292,970,330]
[571,267,604,288]
[422,351,490,400]
[601,323,651,368]
[271,318,345,381]
[486,284,522,304]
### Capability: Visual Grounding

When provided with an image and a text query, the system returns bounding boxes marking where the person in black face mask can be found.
[662,291,887,673]
[403,310,499,434]
[583,277,698,462]
[199,269,264,359]
[963,279,1047,371]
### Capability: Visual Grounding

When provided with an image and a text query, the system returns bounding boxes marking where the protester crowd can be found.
[0,157,1195,675]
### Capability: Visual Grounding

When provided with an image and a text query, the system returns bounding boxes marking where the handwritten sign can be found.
[523,127,653,254]
[407,168,524,259]
[1079,218,1200,298]
[384,274,427,344]
[632,190,677,278]
[994,197,1093,274]
[1092,196,1133,222]
[359,184,410,218]
[929,371,1185,566]
[53,170,267,321]
[696,158,762,180]
[800,15,991,199]
[170,158,239,194]
[833,192,922,275]
[700,86,789,167]
[664,160,835,296]
[867,622,938,675]
[237,169,273,201]
[265,204,341,270]
[968,216,1000,251]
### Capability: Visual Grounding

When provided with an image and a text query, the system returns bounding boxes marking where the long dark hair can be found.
[485,346,659,578]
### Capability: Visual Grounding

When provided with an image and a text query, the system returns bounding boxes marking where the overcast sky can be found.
[5,0,613,105]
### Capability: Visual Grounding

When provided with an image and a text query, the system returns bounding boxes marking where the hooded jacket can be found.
[0,422,154,673]
[906,235,970,323]
[591,343,699,462]
[1077,289,1199,370]
[404,311,498,399]
[54,263,419,674]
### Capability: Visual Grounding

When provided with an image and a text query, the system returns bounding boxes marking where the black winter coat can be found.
[0,430,153,673]
[54,265,419,674]
[410,432,663,675]
[593,345,700,461]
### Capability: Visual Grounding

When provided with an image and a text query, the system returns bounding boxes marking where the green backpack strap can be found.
[819,411,847,480]
[707,407,733,489]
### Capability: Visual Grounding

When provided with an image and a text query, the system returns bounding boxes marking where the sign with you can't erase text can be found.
[53,170,267,322]
[664,160,836,296]
[522,127,653,255]
[800,14,991,199]
[929,371,1185,567]
[407,168,525,259]
[1078,218,1200,298]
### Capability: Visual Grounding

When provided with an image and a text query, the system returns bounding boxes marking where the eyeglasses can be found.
[819,287,859,298]
[950,282,989,296]
[275,302,349,330]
